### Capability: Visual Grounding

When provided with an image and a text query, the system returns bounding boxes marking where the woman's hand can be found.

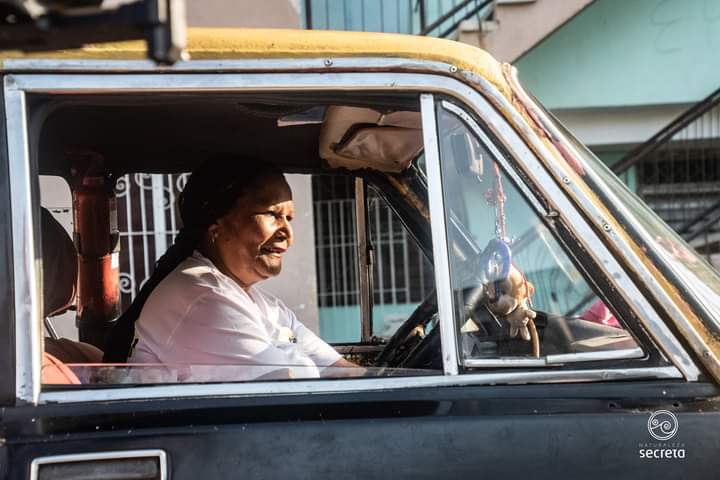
[324,357,367,378]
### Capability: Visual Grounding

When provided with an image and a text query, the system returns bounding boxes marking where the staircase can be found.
[303,1,596,63]
[458,0,594,62]
[611,87,720,267]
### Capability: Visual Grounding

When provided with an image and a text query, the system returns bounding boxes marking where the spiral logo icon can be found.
[648,410,678,441]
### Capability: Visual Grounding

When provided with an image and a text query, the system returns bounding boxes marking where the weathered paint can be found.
[504,66,720,383]
[0,27,512,100]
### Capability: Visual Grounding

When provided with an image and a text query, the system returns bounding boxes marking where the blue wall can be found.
[515,0,720,109]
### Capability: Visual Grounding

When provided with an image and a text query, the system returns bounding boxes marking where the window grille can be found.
[312,176,434,308]
[115,173,189,309]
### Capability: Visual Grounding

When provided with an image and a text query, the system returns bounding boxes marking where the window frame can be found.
[6,76,44,406]
[0,78,17,406]
[430,95,700,380]
[436,99,651,369]
[354,178,374,343]
[3,65,693,406]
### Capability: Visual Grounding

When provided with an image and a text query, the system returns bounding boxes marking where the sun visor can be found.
[319,106,423,173]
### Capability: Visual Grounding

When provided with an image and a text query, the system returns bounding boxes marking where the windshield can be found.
[544,112,720,337]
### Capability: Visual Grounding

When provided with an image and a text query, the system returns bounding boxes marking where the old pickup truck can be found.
[1,28,719,480]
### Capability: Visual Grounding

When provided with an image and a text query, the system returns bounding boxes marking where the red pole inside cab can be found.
[70,153,120,349]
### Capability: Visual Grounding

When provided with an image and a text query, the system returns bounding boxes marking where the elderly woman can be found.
[104,158,357,380]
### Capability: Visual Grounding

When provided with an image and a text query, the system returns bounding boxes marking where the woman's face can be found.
[208,174,294,289]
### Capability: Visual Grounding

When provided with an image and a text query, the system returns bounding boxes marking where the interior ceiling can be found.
[34,94,328,177]
[32,92,421,178]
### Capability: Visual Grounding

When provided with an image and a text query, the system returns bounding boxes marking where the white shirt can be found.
[129,251,340,381]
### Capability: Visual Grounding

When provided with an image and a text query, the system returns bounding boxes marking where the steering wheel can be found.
[375,289,438,368]
[376,239,540,368]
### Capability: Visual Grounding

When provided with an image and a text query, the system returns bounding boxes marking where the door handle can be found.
[30,449,168,480]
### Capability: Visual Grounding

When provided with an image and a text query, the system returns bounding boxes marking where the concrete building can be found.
[510,0,720,264]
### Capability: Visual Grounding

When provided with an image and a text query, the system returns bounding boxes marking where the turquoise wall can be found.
[319,303,419,343]
[597,151,637,191]
[320,306,361,342]
[515,0,720,109]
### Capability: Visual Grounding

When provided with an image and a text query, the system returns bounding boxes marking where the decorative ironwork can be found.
[114,173,189,308]
[118,272,135,295]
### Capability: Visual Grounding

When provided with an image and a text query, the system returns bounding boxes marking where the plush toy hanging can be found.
[482,164,540,357]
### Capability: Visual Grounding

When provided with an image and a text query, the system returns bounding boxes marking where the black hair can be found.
[103,155,284,362]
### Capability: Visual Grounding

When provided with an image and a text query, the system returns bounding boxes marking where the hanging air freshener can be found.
[480,161,540,356]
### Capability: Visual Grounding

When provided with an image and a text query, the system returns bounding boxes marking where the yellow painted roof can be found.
[1,28,510,97]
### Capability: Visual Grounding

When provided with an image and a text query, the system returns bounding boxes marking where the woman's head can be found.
[203,171,294,288]
[178,157,294,288]
[103,155,292,361]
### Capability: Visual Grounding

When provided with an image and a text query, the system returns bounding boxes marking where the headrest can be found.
[41,207,77,317]
[41,352,80,384]
[44,337,103,364]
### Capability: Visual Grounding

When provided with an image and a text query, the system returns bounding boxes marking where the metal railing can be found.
[611,87,720,265]
[303,0,495,38]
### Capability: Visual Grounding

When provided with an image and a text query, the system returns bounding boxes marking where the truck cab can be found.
[1,28,719,480]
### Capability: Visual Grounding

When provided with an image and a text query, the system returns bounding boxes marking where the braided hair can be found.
[103,156,284,362]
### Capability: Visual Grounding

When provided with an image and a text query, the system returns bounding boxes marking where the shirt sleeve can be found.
[158,290,326,380]
[280,303,342,368]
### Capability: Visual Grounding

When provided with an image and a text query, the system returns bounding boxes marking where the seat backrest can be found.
[41,207,77,317]
[44,336,103,363]
[41,206,104,365]
[42,352,81,384]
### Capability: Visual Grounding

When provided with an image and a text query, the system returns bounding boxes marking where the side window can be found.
[435,102,640,366]
[33,92,440,387]
[312,175,361,342]
[367,186,435,340]
[312,176,435,343]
